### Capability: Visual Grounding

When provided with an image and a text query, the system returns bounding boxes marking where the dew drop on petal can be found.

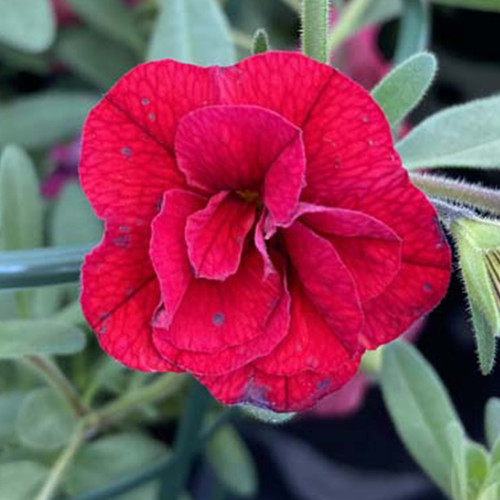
[148,112,156,122]
[141,98,150,106]
[362,115,370,123]
[317,378,330,391]
[423,282,433,293]
[212,312,225,327]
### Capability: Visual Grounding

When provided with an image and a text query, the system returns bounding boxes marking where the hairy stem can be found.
[411,173,500,217]
[302,0,329,62]
[327,0,372,53]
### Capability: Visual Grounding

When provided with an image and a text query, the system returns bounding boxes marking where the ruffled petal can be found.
[298,205,402,301]
[149,189,207,329]
[186,192,256,280]
[81,220,176,372]
[175,105,306,225]
[282,222,363,355]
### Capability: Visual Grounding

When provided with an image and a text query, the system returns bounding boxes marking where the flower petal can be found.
[81,220,176,372]
[186,192,256,280]
[153,249,286,355]
[282,222,363,355]
[150,189,207,329]
[153,267,290,375]
[299,205,402,301]
[175,105,306,225]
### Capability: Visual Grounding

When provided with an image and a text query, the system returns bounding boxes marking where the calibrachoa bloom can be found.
[80,52,451,412]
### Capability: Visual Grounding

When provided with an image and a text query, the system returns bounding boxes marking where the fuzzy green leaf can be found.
[65,0,144,54]
[466,442,490,500]
[148,0,236,65]
[0,461,48,500]
[55,28,138,90]
[0,0,55,53]
[206,424,258,497]
[430,0,500,11]
[239,404,296,424]
[372,52,436,127]
[397,95,500,170]
[447,422,467,500]
[0,145,42,251]
[0,391,25,444]
[486,398,500,449]
[381,342,461,495]
[16,388,77,450]
[0,91,98,150]
[252,28,270,55]
[0,319,85,358]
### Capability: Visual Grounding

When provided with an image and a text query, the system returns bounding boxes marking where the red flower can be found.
[80,52,451,412]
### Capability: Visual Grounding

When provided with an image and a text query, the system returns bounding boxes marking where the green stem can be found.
[327,0,372,54]
[24,356,87,417]
[411,173,500,217]
[159,382,212,500]
[92,373,188,429]
[35,422,86,500]
[302,0,329,62]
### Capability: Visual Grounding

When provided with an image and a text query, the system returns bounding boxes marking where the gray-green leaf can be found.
[0,319,85,358]
[0,145,43,251]
[397,95,500,170]
[206,424,258,497]
[0,391,25,444]
[148,0,236,65]
[0,91,98,150]
[486,398,500,449]
[16,388,77,450]
[0,0,55,53]
[55,28,138,90]
[381,342,461,496]
[67,433,166,500]
[65,0,144,55]
[0,461,48,500]
[372,52,436,127]
[430,0,500,12]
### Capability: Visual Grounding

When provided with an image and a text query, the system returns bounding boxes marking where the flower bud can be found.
[451,217,500,374]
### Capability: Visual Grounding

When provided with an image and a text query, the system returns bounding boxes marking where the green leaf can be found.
[393,0,430,64]
[0,461,48,500]
[67,433,166,500]
[0,91,98,150]
[380,342,461,495]
[51,182,102,247]
[65,0,144,55]
[397,95,500,170]
[372,52,436,127]
[16,388,77,450]
[447,422,467,500]
[0,145,43,251]
[252,28,270,55]
[0,391,25,443]
[0,319,85,358]
[239,404,296,424]
[480,484,500,500]
[429,0,500,12]
[466,442,490,500]
[0,0,55,53]
[55,28,138,90]
[492,440,500,465]
[206,424,258,497]
[486,399,500,449]
[148,0,237,65]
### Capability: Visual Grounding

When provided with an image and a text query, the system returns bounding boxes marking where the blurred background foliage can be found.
[0,1,499,500]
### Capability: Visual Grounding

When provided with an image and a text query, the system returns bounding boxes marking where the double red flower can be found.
[80,52,451,412]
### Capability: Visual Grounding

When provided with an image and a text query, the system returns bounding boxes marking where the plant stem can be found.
[159,381,212,500]
[302,0,329,62]
[24,355,87,417]
[428,198,476,228]
[327,0,372,54]
[411,173,500,217]
[92,373,188,429]
[34,422,86,500]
